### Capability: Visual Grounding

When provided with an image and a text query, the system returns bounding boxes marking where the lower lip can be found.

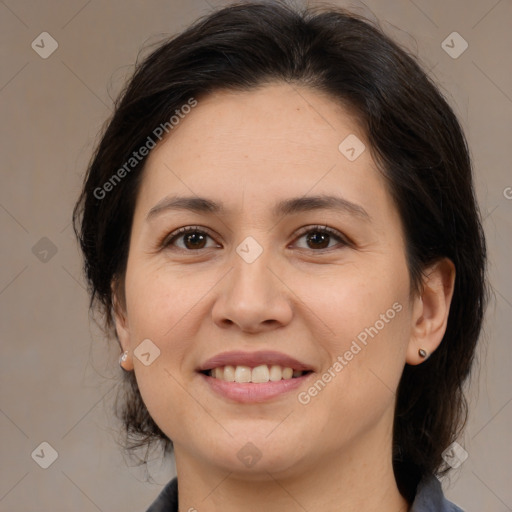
[199,372,313,403]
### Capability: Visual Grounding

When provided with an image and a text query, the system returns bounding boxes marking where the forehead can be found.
[154,83,366,159]
[135,83,393,223]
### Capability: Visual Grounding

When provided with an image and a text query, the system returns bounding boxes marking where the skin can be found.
[114,82,455,512]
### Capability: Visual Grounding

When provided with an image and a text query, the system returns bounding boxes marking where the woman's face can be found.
[116,83,419,478]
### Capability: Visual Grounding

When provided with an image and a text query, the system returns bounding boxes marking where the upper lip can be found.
[197,350,314,372]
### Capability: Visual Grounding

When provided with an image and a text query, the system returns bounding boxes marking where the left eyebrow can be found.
[146,193,372,223]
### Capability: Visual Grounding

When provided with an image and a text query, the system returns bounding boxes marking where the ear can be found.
[112,278,134,371]
[406,258,456,365]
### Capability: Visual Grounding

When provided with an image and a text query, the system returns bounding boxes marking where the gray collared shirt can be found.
[145,474,465,511]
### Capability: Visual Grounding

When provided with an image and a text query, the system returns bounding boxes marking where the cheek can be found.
[124,261,190,338]
[320,255,410,342]
[299,305,410,446]
[309,261,411,409]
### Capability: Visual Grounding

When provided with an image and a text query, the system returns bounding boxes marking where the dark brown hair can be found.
[72,0,488,501]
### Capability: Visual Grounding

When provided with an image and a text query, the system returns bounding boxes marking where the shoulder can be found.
[144,477,178,512]
[411,474,465,512]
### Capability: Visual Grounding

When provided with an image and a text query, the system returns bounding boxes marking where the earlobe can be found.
[406,258,456,365]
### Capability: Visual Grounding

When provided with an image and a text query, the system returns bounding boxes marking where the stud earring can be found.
[119,350,130,370]
[418,348,428,358]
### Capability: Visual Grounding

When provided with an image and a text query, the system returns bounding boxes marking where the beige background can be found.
[1,0,511,510]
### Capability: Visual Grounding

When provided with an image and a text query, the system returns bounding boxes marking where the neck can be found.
[173,428,410,512]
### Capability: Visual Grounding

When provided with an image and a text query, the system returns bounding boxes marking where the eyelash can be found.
[159,224,350,253]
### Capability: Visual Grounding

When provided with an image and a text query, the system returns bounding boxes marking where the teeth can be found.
[251,364,270,383]
[208,365,305,383]
[223,365,235,382]
[269,364,282,381]
[234,365,252,383]
[282,367,293,379]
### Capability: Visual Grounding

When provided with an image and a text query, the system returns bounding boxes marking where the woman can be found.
[73,2,488,511]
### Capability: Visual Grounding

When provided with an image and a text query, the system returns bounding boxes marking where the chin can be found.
[194,435,309,479]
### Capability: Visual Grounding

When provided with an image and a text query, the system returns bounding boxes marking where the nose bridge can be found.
[212,231,292,331]
[230,233,276,303]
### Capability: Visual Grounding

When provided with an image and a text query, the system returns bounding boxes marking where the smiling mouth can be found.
[199,364,313,383]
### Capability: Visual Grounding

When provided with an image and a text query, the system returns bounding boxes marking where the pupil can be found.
[186,232,206,249]
[308,231,329,249]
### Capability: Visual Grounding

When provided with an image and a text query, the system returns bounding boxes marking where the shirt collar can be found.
[145,474,465,512]
[410,474,465,512]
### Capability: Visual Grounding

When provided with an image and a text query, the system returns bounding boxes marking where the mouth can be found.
[196,350,315,402]
[199,364,314,383]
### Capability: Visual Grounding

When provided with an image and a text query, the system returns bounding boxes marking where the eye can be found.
[161,226,218,251]
[292,225,349,251]
[161,224,349,252]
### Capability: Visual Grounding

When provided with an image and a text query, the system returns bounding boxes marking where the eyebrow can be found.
[146,194,371,222]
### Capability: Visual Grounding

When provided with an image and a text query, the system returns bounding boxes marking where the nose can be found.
[211,245,293,334]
